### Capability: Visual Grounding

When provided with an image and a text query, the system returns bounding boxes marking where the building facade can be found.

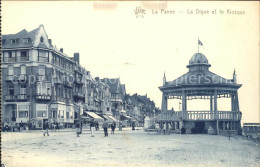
[1,25,90,128]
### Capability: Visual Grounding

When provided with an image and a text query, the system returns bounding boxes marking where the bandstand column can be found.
[231,94,234,111]
[182,90,186,119]
[214,89,219,134]
[161,93,168,113]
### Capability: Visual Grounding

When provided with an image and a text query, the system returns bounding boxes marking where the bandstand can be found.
[155,53,242,135]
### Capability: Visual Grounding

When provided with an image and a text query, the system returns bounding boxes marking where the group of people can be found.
[75,119,117,137]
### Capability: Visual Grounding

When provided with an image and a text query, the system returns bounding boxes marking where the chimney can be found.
[60,48,63,53]
[48,39,52,45]
[74,53,80,64]
[95,77,99,81]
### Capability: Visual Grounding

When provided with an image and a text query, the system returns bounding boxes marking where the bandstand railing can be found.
[151,110,241,122]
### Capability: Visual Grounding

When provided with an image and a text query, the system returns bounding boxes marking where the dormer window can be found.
[2,39,6,45]
[23,38,29,43]
[11,39,16,44]
[40,36,44,43]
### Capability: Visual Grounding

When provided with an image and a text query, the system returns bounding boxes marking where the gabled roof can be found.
[2,27,40,49]
[102,78,122,94]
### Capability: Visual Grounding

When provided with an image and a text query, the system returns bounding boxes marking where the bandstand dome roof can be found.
[188,53,210,67]
[159,52,242,91]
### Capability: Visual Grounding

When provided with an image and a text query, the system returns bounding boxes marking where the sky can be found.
[2,1,259,123]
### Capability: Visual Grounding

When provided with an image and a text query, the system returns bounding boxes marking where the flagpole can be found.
[198,38,199,53]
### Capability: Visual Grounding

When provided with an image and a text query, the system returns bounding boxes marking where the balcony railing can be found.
[64,81,73,88]
[17,94,27,100]
[5,75,14,81]
[74,92,85,99]
[111,98,123,102]
[19,56,29,62]
[5,95,15,101]
[74,78,83,85]
[36,94,51,100]
[52,96,65,102]
[4,57,16,62]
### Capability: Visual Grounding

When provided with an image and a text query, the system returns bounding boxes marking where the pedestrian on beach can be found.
[163,122,166,134]
[102,119,109,137]
[111,121,116,135]
[19,121,23,132]
[132,121,135,130]
[32,121,36,130]
[43,121,50,136]
[95,121,99,131]
[90,119,95,137]
[75,120,80,137]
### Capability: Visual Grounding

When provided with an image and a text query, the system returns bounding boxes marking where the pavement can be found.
[1,128,260,167]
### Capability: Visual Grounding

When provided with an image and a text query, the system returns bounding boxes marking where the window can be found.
[20,65,26,75]
[20,51,29,61]
[23,38,29,43]
[11,39,16,44]
[36,82,51,95]
[36,104,48,118]
[38,66,45,75]
[8,85,14,95]
[19,111,28,118]
[66,112,69,119]
[2,39,6,45]
[8,66,14,75]
[40,36,44,43]
[38,51,49,62]
[20,85,26,95]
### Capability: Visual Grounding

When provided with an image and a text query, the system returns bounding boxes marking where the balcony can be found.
[17,94,27,101]
[5,95,15,101]
[51,96,65,102]
[73,92,85,100]
[74,78,84,85]
[36,94,51,100]
[4,57,16,63]
[5,75,14,82]
[19,56,29,62]
[64,81,73,88]
[53,78,62,85]
[111,98,123,103]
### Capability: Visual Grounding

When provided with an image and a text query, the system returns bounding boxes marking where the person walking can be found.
[132,121,135,130]
[95,121,99,131]
[43,121,50,136]
[75,120,80,137]
[111,121,116,135]
[19,121,23,132]
[102,119,109,137]
[32,121,36,130]
[90,119,95,137]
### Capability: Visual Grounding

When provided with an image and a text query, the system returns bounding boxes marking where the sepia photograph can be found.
[1,1,259,167]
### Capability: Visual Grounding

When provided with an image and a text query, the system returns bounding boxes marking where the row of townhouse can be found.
[1,25,157,129]
[1,25,113,129]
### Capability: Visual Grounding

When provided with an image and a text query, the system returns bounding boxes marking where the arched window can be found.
[20,65,26,75]
[8,65,14,75]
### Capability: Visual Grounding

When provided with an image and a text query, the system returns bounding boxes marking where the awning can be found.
[85,111,103,120]
[108,115,119,122]
[121,115,132,120]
